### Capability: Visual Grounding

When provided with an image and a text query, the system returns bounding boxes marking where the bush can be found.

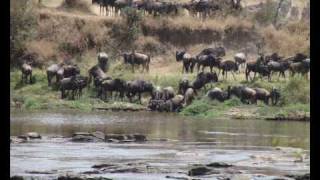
[253,0,277,25]
[10,0,38,67]
[280,77,310,105]
[180,99,212,116]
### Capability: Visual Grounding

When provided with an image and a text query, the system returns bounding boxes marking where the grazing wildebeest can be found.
[162,86,175,100]
[288,53,308,63]
[176,51,196,73]
[234,52,246,71]
[100,78,127,100]
[151,86,164,100]
[21,61,33,84]
[197,46,226,58]
[178,77,191,95]
[62,64,81,78]
[74,76,89,98]
[196,54,221,72]
[253,88,271,105]
[88,65,109,87]
[97,52,109,72]
[184,88,195,106]
[191,71,218,93]
[46,62,65,86]
[229,85,256,104]
[206,87,230,102]
[218,60,238,80]
[126,80,154,104]
[122,52,151,73]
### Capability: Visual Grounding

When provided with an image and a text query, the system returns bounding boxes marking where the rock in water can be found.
[105,134,126,141]
[286,173,310,180]
[26,132,41,139]
[10,176,24,180]
[133,134,147,142]
[188,166,218,176]
[91,131,105,141]
[206,162,233,168]
[71,132,104,142]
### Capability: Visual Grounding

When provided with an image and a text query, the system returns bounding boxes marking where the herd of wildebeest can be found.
[20,46,310,112]
[91,0,242,18]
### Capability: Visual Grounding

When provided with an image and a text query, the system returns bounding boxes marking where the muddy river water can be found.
[10,110,310,180]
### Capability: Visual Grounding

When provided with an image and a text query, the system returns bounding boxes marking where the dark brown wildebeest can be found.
[253,88,271,105]
[21,61,33,84]
[158,95,185,112]
[289,58,310,78]
[126,80,154,104]
[123,52,151,73]
[46,62,65,86]
[191,71,218,94]
[88,65,110,87]
[218,60,238,80]
[229,85,256,104]
[267,60,291,79]
[60,75,87,100]
[100,78,127,100]
[270,87,280,105]
[206,87,230,102]
[176,51,196,73]
[197,46,226,58]
[245,55,271,81]
[196,54,221,73]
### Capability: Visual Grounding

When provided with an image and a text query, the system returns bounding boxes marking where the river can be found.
[10,110,310,180]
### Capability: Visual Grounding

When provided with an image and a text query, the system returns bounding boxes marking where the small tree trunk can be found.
[273,0,285,27]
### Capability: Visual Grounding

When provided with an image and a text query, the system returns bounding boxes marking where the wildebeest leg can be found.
[132,64,135,73]
[47,73,51,86]
[231,71,236,80]
[138,93,142,104]
[29,72,32,83]
[21,72,24,83]
[210,66,213,73]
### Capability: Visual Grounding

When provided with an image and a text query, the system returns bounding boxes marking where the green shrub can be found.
[180,99,212,116]
[253,0,277,25]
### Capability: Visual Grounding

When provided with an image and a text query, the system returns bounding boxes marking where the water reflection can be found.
[10,110,310,149]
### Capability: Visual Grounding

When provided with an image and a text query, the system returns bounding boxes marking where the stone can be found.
[188,166,218,176]
[285,173,310,180]
[105,134,126,141]
[206,162,233,168]
[92,164,116,169]
[26,132,41,139]
[133,134,147,142]
[91,131,105,140]
[10,176,24,180]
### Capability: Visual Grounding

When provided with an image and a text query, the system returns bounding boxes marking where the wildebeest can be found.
[88,65,110,87]
[229,85,257,104]
[100,78,127,100]
[206,87,230,102]
[270,87,280,105]
[46,62,65,86]
[151,86,164,100]
[126,80,154,103]
[157,95,184,112]
[289,58,310,78]
[162,86,175,100]
[184,88,195,106]
[21,61,33,84]
[122,52,151,73]
[218,60,238,80]
[176,51,196,73]
[245,56,271,81]
[234,52,246,71]
[178,77,191,95]
[267,60,290,79]
[253,88,271,105]
[191,72,218,93]
[60,75,88,100]
[196,54,221,73]
[197,46,226,58]
[97,52,109,72]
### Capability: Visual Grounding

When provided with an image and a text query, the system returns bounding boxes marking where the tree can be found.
[121,7,143,52]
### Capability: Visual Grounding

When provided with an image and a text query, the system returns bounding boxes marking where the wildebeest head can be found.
[176,51,185,62]
[143,81,154,93]
[122,52,131,64]
[215,46,226,57]
[293,53,308,62]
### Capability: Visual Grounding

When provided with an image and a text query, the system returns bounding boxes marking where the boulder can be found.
[286,173,310,180]
[10,176,24,180]
[105,134,126,141]
[133,134,147,142]
[71,132,104,142]
[188,166,218,176]
[206,162,233,168]
[11,136,28,144]
[26,132,41,139]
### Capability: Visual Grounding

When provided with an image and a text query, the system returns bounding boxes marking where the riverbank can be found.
[10,65,310,121]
